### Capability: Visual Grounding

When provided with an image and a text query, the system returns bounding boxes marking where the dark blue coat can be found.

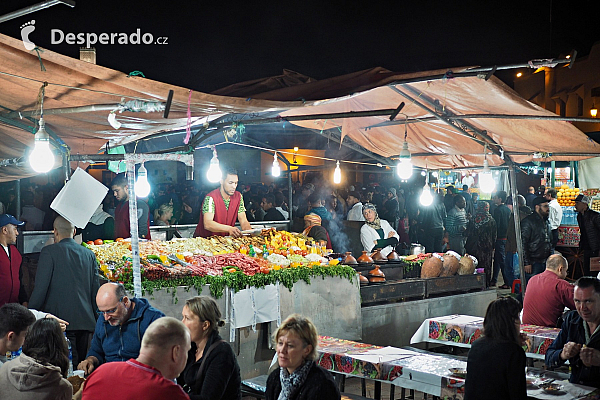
[86,297,164,364]
[546,310,600,388]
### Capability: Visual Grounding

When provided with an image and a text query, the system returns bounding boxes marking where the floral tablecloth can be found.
[558,225,581,247]
[317,336,465,399]
[317,334,598,400]
[410,315,560,360]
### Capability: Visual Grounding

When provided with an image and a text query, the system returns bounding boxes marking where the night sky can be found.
[0,0,598,93]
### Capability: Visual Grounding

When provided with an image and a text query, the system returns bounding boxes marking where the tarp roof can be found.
[0,33,303,181]
[0,32,598,181]
[277,69,600,169]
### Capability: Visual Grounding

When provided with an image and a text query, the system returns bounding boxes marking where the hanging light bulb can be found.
[29,117,55,173]
[396,141,412,180]
[272,152,281,177]
[396,121,413,180]
[135,162,151,198]
[479,159,496,193]
[432,171,439,178]
[206,146,222,183]
[420,167,434,206]
[420,184,433,206]
[333,161,342,184]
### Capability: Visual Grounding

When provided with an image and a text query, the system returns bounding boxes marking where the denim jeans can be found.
[525,261,546,283]
[492,239,507,285]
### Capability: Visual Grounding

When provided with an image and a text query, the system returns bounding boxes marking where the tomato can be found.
[94,239,103,245]
[227,268,237,273]
[115,237,124,242]
[301,250,308,256]
[86,241,94,245]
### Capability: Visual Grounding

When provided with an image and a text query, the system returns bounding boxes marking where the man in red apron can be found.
[110,174,151,240]
[194,167,251,238]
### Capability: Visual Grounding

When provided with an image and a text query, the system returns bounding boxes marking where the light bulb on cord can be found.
[479,159,496,193]
[272,152,281,177]
[333,161,342,184]
[420,167,434,206]
[29,117,55,173]
[135,162,151,198]
[206,146,222,183]
[396,140,412,180]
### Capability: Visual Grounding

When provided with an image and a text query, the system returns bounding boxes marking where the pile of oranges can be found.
[557,184,580,207]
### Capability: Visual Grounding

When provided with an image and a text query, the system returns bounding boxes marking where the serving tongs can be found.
[167,254,192,268]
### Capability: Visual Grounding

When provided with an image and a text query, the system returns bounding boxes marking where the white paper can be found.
[231,284,280,329]
[50,168,109,228]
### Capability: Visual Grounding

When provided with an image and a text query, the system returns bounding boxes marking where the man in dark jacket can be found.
[29,216,100,367]
[492,191,512,288]
[417,194,447,253]
[546,277,600,388]
[506,195,531,284]
[78,282,165,375]
[575,194,600,276]
[521,196,552,281]
[261,194,285,221]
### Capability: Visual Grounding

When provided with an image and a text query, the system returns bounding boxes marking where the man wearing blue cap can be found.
[0,214,27,308]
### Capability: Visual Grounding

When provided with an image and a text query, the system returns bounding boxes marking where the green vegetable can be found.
[121,265,357,299]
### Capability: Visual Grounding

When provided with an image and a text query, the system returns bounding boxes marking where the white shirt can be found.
[1,243,9,258]
[275,207,289,219]
[360,220,399,257]
[347,202,365,221]
[461,175,475,188]
[548,198,563,230]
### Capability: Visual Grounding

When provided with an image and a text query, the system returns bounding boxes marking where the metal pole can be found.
[551,161,556,187]
[0,0,75,24]
[15,180,21,220]
[288,160,293,231]
[509,164,527,293]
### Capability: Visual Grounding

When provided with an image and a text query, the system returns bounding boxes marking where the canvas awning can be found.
[1,31,598,182]
[280,70,600,169]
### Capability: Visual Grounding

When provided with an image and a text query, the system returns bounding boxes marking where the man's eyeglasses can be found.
[97,297,124,315]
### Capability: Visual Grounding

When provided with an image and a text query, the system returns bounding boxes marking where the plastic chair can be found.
[512,279,521,294]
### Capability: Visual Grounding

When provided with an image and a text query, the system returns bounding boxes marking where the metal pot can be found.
[409,243,426,255]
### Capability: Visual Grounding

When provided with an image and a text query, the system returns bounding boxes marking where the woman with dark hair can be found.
[464,296,526,400]
[266,314,340,400]
[178,296,241,400]
[0,318,72,399]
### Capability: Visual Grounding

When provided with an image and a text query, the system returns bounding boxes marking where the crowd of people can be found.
[0,281,340,400]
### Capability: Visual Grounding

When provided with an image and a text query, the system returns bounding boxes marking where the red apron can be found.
[194,189,241,238]
[0,245,22,307]
[114,201,151,239]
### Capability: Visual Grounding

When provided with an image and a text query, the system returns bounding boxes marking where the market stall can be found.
[83,228,361,378]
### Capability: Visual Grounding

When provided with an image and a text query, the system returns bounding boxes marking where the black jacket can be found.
[264,208,285,221]
[418,201,447,231]
[28,238,99,331]
[520,211,551,266]
[464,336,526,400]
[493,204,512,239]
[546,310,600,388]
[578,208,600,254]
[265,362,340,400]
[178,331,241,400]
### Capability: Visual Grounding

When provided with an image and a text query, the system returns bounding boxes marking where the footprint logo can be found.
[20,20,36,51]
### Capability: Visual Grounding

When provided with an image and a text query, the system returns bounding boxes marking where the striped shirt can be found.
[446,206,468,237]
